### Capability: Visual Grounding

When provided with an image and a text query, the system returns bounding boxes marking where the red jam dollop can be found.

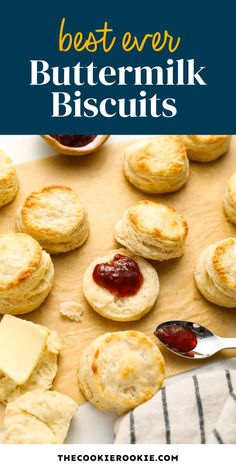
[92,254,143,297]
[155,325,197,353]
[50,135,97,147]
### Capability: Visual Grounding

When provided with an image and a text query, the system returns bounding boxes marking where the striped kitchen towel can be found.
[114,370,236,444]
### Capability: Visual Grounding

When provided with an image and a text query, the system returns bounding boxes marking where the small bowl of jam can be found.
[41,134,110,156]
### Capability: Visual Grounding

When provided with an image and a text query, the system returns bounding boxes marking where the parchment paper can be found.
[1,136,236,424]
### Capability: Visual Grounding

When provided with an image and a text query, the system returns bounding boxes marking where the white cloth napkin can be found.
[114,370,236,444]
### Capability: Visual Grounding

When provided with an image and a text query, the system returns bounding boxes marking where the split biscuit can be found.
[177,135,231,162]
[83,248,159,321]
[123,135,189,193]
[0,233,54,315]
[223,173,236,224]
[0,150,18,207]
[17,185,89,253]
[2,389,77,444]
[194,238,236,307]
[78,330,165,414]
[115,200,188,260]
[0,328,61,404]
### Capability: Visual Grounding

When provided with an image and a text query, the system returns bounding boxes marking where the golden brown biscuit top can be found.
[125,136,187,177]
[0,150,16,183]
[127,200,188,242]
[226,173,236,204]
[180,135,229,146]
[212,238,236,289]
[21,185,86,237]
[90,330,165,405]
[0,233,42,290]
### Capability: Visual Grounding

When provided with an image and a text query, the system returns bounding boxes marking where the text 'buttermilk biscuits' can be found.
[78,330,165,414]
[0,233,54,315]
[223,173,236,224]
[2,390,77,444]
[177,135,231,162]
[83,248,159,322]
[115,200,188,260]
[17,185,89,254]
[0,150,18,207]
[123,136,189,193]
[194,238,236,307]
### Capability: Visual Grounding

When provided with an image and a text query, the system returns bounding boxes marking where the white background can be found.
[0,444,234,471]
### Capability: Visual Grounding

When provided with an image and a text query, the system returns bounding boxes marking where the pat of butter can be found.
[0,315,47,385]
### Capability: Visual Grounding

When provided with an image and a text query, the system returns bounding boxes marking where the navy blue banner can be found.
[0,0,234,133]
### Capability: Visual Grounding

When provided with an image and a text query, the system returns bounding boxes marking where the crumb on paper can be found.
[60,301,83,322]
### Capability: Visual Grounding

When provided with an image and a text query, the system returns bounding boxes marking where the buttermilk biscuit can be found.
[0,233,54,315]
[177,135,231,162]
[115,200,188,260]
[83,249,159,321]
[123,136,189,193]
[0,150,18,207]
[194,238,236,307]
[223,173,236,224]
[17,185,89,254]
[0,329,61,404]
[2,389,77,444]
[78,331,165,414]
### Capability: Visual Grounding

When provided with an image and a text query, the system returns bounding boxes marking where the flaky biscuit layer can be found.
[194,239,236,307]
[0,150,18,208]
[223,173,236,224]
[115,200,188,260]
[178,135,231,162]
[17,185,89,253]
[0,233,54,314]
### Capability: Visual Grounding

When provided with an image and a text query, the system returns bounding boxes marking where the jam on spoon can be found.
[93,254,143,297]
[154,325,197,353]
[50,135,97,148]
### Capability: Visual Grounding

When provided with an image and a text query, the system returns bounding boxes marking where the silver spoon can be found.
[154,320,236,360]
